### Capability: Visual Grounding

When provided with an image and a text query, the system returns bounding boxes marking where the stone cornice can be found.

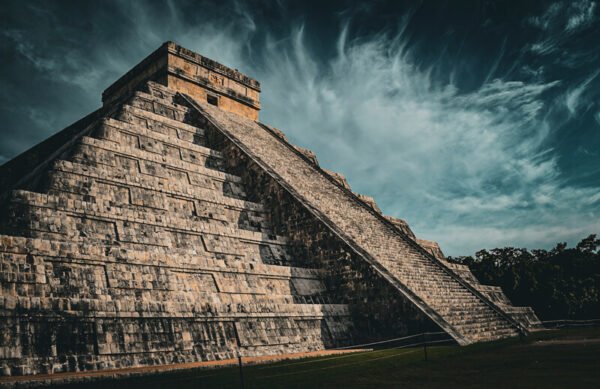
[166,42,260,91]
[168,65,261,110]
[102,41,260,106]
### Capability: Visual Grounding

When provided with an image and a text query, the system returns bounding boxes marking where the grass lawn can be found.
[55,328,600,389]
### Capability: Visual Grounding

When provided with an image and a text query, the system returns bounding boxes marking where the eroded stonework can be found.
[0,42,539,377]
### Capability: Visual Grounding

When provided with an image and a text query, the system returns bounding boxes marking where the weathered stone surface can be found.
[102,42,260,120]
[417,238,445,260]
[385,216,416,240]
[322,169,351,190]
[0,42,539,377]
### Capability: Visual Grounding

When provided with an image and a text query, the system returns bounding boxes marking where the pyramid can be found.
[0,42,540,377]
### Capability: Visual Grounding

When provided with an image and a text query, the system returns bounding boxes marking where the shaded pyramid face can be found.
[0,42,539,377]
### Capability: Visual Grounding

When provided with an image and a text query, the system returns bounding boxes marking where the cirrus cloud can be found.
[1,0,599,255]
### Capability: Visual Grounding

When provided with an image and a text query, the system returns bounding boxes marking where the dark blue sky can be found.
[1,0,599,255]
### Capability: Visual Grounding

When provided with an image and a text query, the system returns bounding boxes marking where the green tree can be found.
[449,235,600,320]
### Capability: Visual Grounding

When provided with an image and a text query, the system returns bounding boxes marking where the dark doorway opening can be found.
[207,94,219,106]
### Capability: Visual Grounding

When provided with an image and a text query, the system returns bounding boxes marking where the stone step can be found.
[396,260,473,276]
[115,104,203,147]
[0,258,341,306]
[0,293,350,318]
[439,310,501,320]
[406,283,477,293]
[427,304,489,315]
[51,160,265,213]
[46,168,272,234]
[127,89,192,121]
[404,289,481,303]
[435,300,500,309]
[46,189,272,236]
[407,294,486,307]
[454,317,515,329]
[450,320,511,330]
[393,278,464,293]
[118,91,198,134]
[0,237,344,313]
[415,293,481,302]
[456,326,518,339]
[437,304,501,313]
[69,140,248,201]
[444,314,508,327]
[72,135,244,187]
[6,190,290,249]
[117,89,233,150]
[95,117,225,171]
[388,258,471,279]
[0,235,324,280]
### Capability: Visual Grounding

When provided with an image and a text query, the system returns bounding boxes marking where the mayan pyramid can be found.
[0,42,540,376]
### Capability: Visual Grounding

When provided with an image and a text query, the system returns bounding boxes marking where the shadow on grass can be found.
[50,328,600,389]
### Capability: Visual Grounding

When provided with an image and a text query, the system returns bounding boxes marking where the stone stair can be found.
[171,83,525,344]
[443,260,542,330]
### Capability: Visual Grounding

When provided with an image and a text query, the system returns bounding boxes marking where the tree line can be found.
[449,235,600,320]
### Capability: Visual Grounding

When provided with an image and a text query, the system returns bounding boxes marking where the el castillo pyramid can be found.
[0,42,540,376]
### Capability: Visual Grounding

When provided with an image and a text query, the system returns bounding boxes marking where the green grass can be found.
[56,328,600,388]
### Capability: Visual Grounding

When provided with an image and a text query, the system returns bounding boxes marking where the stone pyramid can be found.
[0,42,540,377]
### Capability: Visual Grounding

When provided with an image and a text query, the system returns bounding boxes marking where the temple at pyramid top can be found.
[103,41,261,120]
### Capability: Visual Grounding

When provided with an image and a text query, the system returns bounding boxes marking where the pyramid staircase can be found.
[176,86,532,344]
[0,42,540,376]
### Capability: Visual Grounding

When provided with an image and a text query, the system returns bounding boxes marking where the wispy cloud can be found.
[528,1,597,32]
[251,22,599,255]
[2,29,107,93]
[567,0,597,30]
[527,1,598,57]
[565,70,599,115]
[2,0,599,255]
[528,3,564,31]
